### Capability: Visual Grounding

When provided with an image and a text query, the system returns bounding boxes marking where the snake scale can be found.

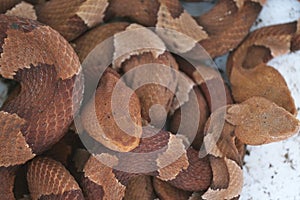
[0,0,299,199]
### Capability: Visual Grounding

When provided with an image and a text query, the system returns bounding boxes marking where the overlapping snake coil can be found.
[0,0,299,199]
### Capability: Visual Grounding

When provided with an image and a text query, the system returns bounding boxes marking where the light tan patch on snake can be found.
[202,158,243,200]
[5,1,37,20]
[156,2,208,53]
[234,0,266,9]
[83,155,126,200]
[76,0,108,27]
[0,26,80,79]
[157,134,189,181]
[113,24,166,68]
[0,111,35,167]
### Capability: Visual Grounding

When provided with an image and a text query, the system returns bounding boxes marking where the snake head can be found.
[226,97,300,145]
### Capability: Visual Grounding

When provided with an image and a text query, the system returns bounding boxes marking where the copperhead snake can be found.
[0,0,299,199]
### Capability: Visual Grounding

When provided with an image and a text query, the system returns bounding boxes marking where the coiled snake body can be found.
[0,0,299,199]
